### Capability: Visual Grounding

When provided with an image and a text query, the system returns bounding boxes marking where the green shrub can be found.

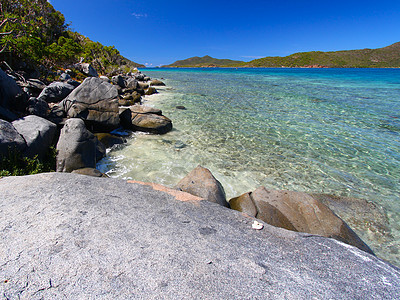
[0,146,57,177]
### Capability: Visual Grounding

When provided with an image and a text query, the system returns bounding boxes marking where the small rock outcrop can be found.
[175,165,230,207]
[56,118,97,172]
[229,187,374,254]
[0,119,26,157]
[59,77,120,132]
[12,115,57,159]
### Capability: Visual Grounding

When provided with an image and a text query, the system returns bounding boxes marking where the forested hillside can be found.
[241,42,400,68]
[0,0,143,77]
[164,55,244,67]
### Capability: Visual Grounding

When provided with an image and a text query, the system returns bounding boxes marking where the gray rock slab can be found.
[0,173,399,299]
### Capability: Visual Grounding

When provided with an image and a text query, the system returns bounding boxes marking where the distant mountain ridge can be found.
[164,55,244,67]
[164,42,400,68]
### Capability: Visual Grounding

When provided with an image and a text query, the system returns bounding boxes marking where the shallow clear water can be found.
[98,68,400,265]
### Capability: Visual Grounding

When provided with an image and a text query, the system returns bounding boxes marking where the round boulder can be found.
[150,79,166,86]
[12,115,57,159]
[56,118,97,172]
[131,113,172,134]
[175,165,229,207]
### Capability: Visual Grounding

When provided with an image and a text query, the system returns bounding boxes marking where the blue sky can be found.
[50,0,400,66]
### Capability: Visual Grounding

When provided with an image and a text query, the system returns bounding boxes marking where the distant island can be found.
[163,42,400,68]
[164,55,244,68]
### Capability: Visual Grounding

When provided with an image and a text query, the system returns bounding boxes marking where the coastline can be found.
[100,67,400,266]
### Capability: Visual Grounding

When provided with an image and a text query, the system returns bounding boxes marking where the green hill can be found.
[0,0,144,76]
[163,43,400,68]
[164,55,244,67]
[241,42,400,68]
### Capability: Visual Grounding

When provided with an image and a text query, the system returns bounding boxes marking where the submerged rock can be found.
[175,165,230,207]
[229,187,374,254]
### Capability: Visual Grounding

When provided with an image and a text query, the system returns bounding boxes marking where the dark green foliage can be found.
[0,0,143,75]
[240,42,400,68]
[0,146,57,177]
[47,36,83,64]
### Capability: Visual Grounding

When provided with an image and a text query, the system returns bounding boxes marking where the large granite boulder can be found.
[150,79,166,86]
[137,82,149,90]
[74,63,98,77]
[59,73,72,82]
[56,118,97,172]
[130,105,162,115]
[127,104,171,133]
[26,97,49,117]
[175,165,230,207]
[126,77,138,90]
[229,187,373,254]
[0,119,26,157]
[145,86,158,95]
[118,91,141,106]
[94,133,126,148]
[0,68,23,109]
[17,78,46,97]
[38,81,79,103]
[0,172,399,299]
[0,106,18,122]
[111,75,126,88]
[59,77,120,132]
[134,72,145,81]
[131,113,172,134]
[311,193,392,244]
[12,115,57,159]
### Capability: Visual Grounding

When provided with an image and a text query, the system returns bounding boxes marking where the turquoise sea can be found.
[98,68,400,266]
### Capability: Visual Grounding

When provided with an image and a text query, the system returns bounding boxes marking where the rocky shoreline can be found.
[0,63,172,175]
[0,62,391,254]
[1,63,400,296]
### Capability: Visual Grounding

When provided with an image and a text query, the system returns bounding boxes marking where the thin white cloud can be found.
[132,13,148,19]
